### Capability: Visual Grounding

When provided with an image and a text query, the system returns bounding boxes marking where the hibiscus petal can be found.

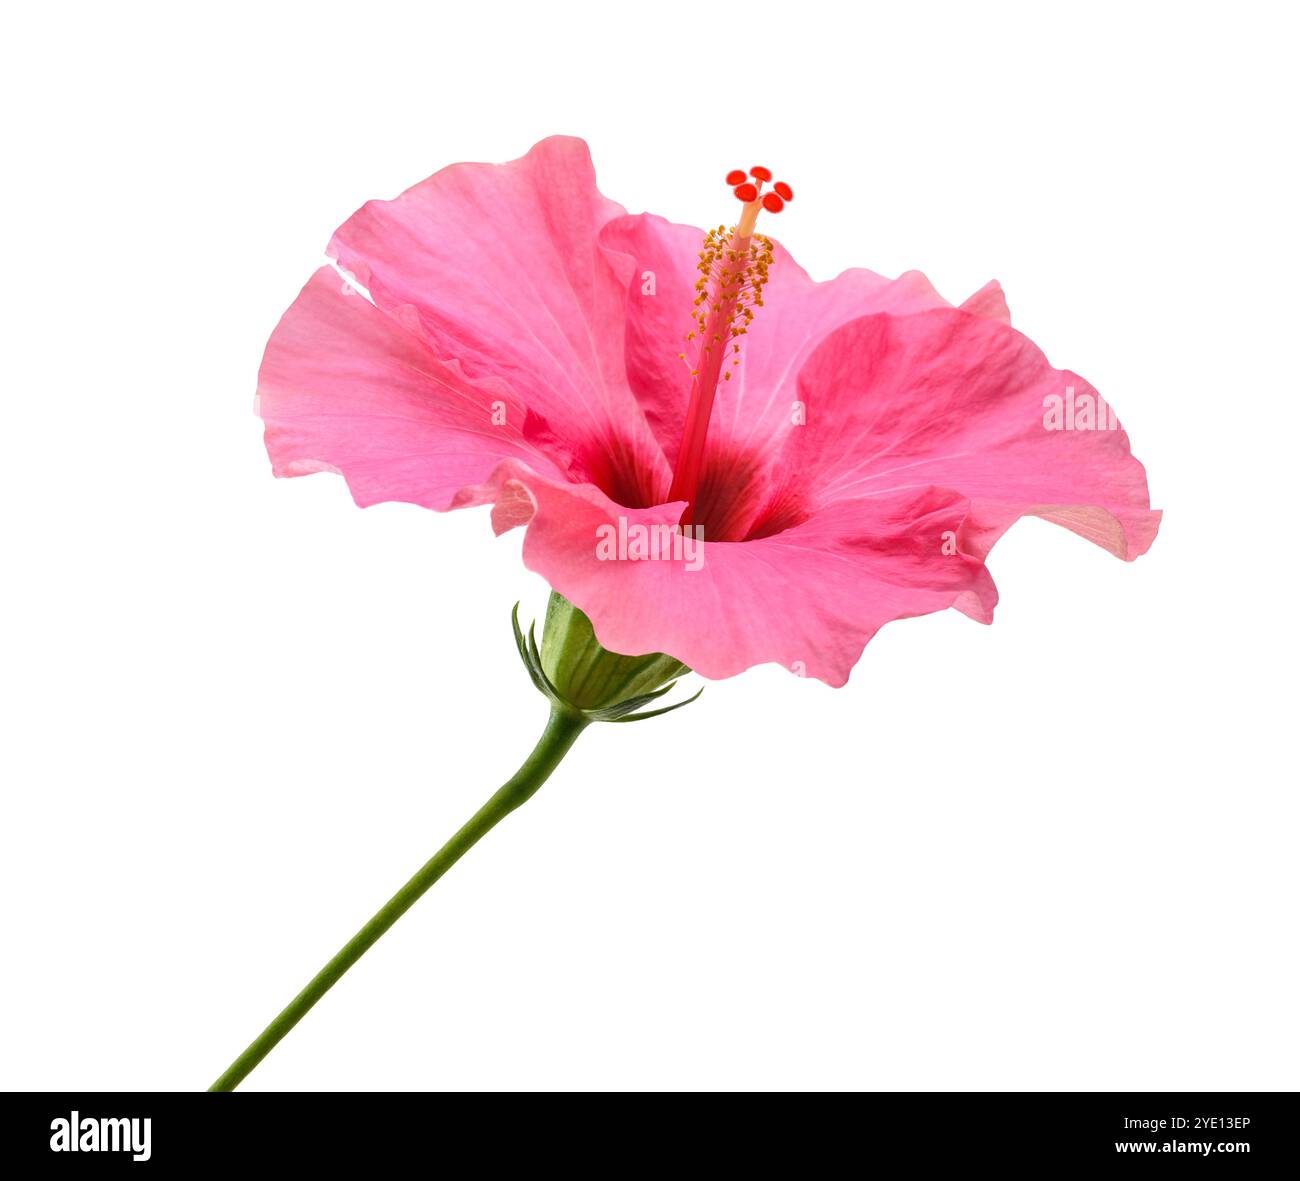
[258,267,567,508]
[596,213,702,474]
[723,250,966,458]
[463,459,996,686]
[328,136,667,506]
[778,308,1161,561]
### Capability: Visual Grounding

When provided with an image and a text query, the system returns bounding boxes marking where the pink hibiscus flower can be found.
[257,136,1159,686]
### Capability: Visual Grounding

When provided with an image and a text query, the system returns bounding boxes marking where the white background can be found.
[3,1,1296,1092]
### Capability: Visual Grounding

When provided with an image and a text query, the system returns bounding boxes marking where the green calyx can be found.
[512,592,702,723]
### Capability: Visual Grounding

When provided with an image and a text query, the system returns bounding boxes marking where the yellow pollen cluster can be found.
[677,227,775,380]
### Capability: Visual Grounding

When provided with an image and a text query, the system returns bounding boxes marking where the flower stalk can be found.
[209,700,586,1091]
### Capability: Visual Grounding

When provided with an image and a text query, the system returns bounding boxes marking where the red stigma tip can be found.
[725,169,747,185]
[749,166,773,182]
[762,192,785,213]
[733,182,758,203]
[773,181,793,201]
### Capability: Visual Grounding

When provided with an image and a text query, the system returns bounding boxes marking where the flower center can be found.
[667,167,794,525]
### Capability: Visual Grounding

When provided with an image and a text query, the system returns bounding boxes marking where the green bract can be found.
[513,593,702,723]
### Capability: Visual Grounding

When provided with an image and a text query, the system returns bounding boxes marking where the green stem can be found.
[208,702,588,1092]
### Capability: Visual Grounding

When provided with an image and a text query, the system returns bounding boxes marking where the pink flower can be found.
[257,136,1159,686]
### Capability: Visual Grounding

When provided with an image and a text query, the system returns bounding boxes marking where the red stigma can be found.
[726,168,794,213]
